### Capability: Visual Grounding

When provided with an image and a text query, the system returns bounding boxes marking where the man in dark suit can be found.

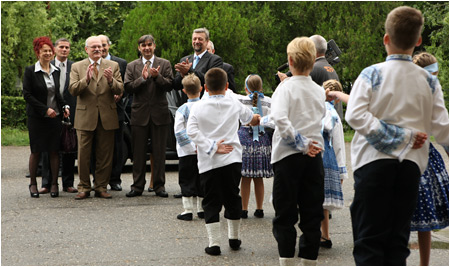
[69,36,123,199]
[96,34,128,191]
[172,28,223,103]
[124,34,173,198]
[206,40,236,93]
[40,38,77,194]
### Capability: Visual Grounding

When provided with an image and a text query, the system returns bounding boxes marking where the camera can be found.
[325,39,342,66]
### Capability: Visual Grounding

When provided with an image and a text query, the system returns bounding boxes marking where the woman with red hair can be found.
[23,36,70,198]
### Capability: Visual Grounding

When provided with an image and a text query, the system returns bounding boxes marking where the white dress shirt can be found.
[175,98,200,157]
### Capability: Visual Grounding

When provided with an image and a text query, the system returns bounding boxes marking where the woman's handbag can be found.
[60,117,77,153]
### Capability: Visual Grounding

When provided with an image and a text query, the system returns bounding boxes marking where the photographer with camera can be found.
[277,35,343,119]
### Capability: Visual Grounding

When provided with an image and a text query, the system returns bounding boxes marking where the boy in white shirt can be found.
[345,6,448,265]
[187,68,260,256]
[261,37,325,266]
[174,73,203,221]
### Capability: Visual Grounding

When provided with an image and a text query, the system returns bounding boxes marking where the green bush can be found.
[1,96,27,129]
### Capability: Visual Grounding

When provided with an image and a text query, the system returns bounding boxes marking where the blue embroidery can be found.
[339,166,347,175]
[427,73,438,94]
[365,120,405,155]
[284,131,309,152]
[175,129,191,147]
[386,54,412,62]
[359,66,382,92]
[177,104,190,121]
[206,141,217,155]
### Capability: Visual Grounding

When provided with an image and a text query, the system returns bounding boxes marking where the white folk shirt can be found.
[174,98,200,157]
[261,75,326,164]
[345,54,449,173]
[234,93,272,117]
[187,94,254,174]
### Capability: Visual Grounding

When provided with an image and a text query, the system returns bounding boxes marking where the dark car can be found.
[121,89,183,166]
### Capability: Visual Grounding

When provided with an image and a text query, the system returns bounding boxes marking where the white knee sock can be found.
[205,222,221,247]
[227,219,241,240]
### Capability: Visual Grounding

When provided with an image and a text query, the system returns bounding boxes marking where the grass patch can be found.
[1,127,29,146]
[344,130,354,143]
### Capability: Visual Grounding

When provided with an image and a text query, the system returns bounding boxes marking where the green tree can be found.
[1,1,51,96]
[118,2,252,90]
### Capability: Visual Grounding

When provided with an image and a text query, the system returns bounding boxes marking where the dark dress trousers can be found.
[172,51,223,103]
[22,64,64,153]
[124,56,173,193]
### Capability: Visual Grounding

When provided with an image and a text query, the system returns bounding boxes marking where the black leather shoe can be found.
[147,187,154,192]
[29,184,39,198]
[320,237,332,248]
[155,190,168,198]
[254,209,264,218]
[205,246,221,256]
[177,213,193,221]
[229,239,242,250]
[197,212,205,219]
[110,184,122,191]
[126,190,142,197]
[173,192,182,198]
[241,210,248,219]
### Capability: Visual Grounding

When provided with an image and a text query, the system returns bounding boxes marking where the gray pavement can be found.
[1,144,449,266]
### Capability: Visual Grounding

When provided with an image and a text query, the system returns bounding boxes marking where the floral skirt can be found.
[411,143,449,231]
[238,126,273,178]
[322,132,344,210]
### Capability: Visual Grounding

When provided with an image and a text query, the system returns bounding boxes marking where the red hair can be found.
[32,36,54,58]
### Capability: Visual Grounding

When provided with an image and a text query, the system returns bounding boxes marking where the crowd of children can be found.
[173,5,449,266]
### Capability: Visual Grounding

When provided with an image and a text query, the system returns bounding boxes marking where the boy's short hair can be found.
[323,79,343,92]
[412,52,437,68]
[287,37,316,73]
[181,73,201,95]
[385,6,424,50]
[205,68,227,92]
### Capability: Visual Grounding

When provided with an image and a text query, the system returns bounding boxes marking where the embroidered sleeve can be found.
[332,118,348,180]
[175,105,192,147]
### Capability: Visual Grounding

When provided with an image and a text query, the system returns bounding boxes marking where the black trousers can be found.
[200,163,242,224]
[178,155,203,197]
[351,159,420,266]
[272,153,324,260]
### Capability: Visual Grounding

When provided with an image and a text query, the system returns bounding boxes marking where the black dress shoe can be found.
[229,239,242,250]
[110,184,122,191]
[29,184,39,198]
[320,237,332,248]
[155,190,168,198]
[173,192,182,198]
[241,210,248,219]
[197,212,205,219]
[126,190,143,197]
[147,187,154,192]
[205,246,221,256]
[177,213,193,221]
[254,209,264,218]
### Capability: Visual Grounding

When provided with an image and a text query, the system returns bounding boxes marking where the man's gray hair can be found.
[208,40,214,50]
[310,35,327,55]
[85,36,100,47]
[193,27,210,40]
[98,34,112,45]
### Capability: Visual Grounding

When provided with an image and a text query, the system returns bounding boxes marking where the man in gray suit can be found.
[124,34,174,198]
[172,28,223,103]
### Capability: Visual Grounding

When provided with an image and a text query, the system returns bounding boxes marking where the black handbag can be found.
[60,117,77,153]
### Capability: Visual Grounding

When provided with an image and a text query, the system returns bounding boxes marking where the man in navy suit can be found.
[96,34,128,191]
[40,38,78,194]
[173,28,223,103]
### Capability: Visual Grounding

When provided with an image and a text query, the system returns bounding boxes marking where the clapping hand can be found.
[149,66,161,78]
[174,58,192,77]
[104,67,113,84]
[86,64,95,83]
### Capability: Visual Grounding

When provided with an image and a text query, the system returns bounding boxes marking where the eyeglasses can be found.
[87,45,102,49]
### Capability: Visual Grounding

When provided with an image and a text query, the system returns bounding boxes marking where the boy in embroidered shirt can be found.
[174,73,203,221]
[345,6,449,266]
[187,67,260,256]
[260,37,325,266]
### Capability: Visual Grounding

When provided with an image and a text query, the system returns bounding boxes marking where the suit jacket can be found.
[69,58,123,131]
[124,56,173,126]
[23,64,65,119]
[223,62,236,92]
[52,59,76,124]
[110,54,128,121]
[172,51,223,103]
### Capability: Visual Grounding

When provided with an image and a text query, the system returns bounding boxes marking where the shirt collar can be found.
[208,94,225,99]
[35,61,58,74]
[386,54,412,62]
[105,53,111,60]
[187,97,200,102]
[195,50,208,59]
[89,57,102,65]
[55,58,68,67]
[142,55,155,66]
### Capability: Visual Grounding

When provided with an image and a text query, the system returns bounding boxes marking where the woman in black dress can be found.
[23,36,70,198]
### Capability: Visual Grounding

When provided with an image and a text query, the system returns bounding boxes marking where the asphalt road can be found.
[1,144,448,266]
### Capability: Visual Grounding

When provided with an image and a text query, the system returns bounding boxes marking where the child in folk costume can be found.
[319,79,348,249]
[345,6,448,265]
[410,52,449,266]
[235,74,273,219]
[260,37,325,266]
[174,73,204,221]
[187,68,260,256]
